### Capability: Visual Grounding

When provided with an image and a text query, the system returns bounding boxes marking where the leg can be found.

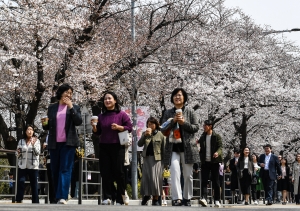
[113,146,126,204]
[28,169,39,203]
[99,144,113,201]
[200,162,210,200]
[211,163,221,201]
[180,152,193,200]
[56,144,75,200]
[16,168,26,202]
[46,163,56,203]
[170,152,182,200]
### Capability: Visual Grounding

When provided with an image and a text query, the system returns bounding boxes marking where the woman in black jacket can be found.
[236,146,254,205]
[277,157,290,205]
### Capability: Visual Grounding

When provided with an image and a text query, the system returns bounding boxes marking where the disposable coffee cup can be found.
[41,116,49,126]
[175,109,182,114]
[91,116,98,126]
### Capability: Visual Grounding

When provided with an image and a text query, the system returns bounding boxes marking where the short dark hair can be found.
[101,91,121,113]
[264,144,272,149]
[146,117,160,130]
[23,124,36,139]
[170,88,188,104]
[56,83,74,100]
[240,146,251,159]
[233,148,240,153]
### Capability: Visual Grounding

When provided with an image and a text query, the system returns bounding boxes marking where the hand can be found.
[213,152,219,158]
[234,161,238,165]
[260,163,265,168]
[145,128,152,136]
[111,123,123,131]
[62,97,73,108]
[277,175,281,180]
[31,138,36,145]
[43,143,47,149]
[174,113,184,125]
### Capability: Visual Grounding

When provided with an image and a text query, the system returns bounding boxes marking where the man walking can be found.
[198,120,222,208]
[229,149,240,203]
[259,144,282,205]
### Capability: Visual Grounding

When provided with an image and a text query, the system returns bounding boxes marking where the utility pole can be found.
[130,0,138,200]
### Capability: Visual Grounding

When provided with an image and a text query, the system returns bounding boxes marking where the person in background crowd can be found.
[138,117,165,206]
[198,119,223,208]
[258,144,282,206]
[252,153,260,205]
[42,83,83,204]
[224,165,232,204]
[9,172,13,194]
[277,157,290,205]
[275,155,283,203]
[236,146,254,205]
[229,148,240,203]
[92,91,132,205]
[161,88,200,207]
[292,154,300,205]
[219,162,224,199]
[16,125,40,203]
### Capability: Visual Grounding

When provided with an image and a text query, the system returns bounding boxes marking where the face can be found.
[243,148,250,156]
[147,122,156,131]
[61,89,73,100]
[26,127,34,138]
[297,155,300,161]
[264,147,271,154]
[172,91,184,106]
[252,154,257,162]
[281,158,286,165]
[104,94,117,110]
[278,155,282,160]
[234,152,240,158]
[203,124,212,133]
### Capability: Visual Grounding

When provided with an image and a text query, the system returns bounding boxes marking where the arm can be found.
[275,156,282,176]
[70,105,83,126]
[32,139,41,156]
[161,135,166,161]
[137,132,147,147]
[215,134,223,156]
[121,112,133,132]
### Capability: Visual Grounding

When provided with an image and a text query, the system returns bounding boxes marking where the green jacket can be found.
[138,131,165,161]
[199,131,223,164]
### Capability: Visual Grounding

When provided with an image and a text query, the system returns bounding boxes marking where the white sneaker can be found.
[57,199,67,204]
[163,200,167,206]
[199,198,208,207]
[102,199,111,205]
[122,194,129,205]
[214,201,221,208]
[254,200,258,205]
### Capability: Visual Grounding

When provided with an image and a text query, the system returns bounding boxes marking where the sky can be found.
[224,0,300,47]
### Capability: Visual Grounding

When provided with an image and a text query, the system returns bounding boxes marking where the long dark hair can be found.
[280,157,289,168]
[239,146,252,161]
[101,91,121,113]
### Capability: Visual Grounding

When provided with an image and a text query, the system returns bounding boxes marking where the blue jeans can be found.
[262,170,275,202]
[16,168,39,203]
[50,142,75,200]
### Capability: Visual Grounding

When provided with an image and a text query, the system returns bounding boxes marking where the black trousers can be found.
[99,143,125,203]
[201,162,220,201]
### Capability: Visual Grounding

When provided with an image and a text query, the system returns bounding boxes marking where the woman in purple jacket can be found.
[91,91,132,205]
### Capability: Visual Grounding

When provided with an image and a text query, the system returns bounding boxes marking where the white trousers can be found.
[170,152,193,200]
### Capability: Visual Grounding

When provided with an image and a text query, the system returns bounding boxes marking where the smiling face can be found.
[252,154,257,162]
[147,121,156,131]
[172,90,184,107]
[243,147,250,157]
[26,126,34,139]
[104,93,117,110]
[61,89,73,100]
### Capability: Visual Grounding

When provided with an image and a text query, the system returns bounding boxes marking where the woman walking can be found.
[251,154,260,205]
[16,125,40,203]
[42,83,82,204]
[138,117,165,205]
[92,91,132,205]
[161,88,200,206]
[236,146,254,205]
[277,157,290,205]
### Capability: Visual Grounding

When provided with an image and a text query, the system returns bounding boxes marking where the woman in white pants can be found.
[161,88,200,206]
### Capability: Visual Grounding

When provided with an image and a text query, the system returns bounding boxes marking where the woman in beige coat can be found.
[292,154,300,204]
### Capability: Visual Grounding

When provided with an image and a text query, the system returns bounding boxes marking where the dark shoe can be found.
[152,199,160,206]
[15,201,22,203]
[266,201,272,206]
[172,199,182,206]
[182,199,191,206]
[245,202,249,205]
[141,196,150,205]
[282,202,287,205]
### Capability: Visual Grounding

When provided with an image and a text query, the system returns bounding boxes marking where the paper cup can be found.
[41,116,49,126]
[91,116,98,126]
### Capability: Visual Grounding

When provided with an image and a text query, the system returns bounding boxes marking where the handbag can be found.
[118,130,129,145]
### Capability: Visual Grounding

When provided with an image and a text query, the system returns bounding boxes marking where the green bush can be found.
[126,180,142,199]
